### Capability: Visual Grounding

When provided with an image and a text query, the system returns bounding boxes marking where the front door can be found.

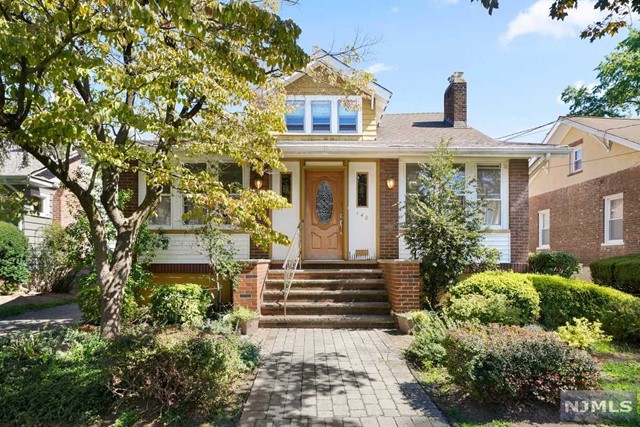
[304,170,344,260]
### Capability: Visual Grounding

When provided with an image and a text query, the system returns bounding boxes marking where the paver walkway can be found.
[240,328,449,427]
[0,303,82,336]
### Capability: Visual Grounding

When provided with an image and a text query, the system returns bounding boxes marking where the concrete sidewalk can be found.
[0,303,82,336]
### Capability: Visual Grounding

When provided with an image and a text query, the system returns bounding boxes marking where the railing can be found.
[283,221,303,317]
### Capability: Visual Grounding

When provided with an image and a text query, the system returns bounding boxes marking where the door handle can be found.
[339,214,343,235]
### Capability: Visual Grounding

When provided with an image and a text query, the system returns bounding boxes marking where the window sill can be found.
[602,241,624,247]
[282,132,363,137]
[568,169,583,177]
[537,245,550,250]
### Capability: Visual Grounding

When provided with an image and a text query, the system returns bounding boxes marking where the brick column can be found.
[249,170,271,259]
[379,159,399,259]
[233,260,270,313]
[509,159,529,265]
[378,260,421,314]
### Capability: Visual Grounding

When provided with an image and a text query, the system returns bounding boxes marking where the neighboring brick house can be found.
[131,51,570,327]
[0,147,80,246]
[529,116,640,264]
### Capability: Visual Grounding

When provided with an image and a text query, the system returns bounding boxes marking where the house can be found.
[530,116,640,265]
[134,52,569,327]
[0,147,80,246]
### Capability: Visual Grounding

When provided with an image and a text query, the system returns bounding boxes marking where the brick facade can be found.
[120,169,139,217]
[379,159,399,259]
[52,157,82,226]
[529,164,640,265]
[378,260,421,313]
[233,260,269,312]
[509,159,530,264]
[249,170,271,259]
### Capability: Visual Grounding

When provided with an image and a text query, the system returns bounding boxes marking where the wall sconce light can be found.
[386,178,395,189]
[254,178,264,190]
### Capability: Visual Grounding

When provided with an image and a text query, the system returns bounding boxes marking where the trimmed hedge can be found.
[590,254,640,294]
[447,272,540,325]
[529,274,640,342]
[150,284,212,326]
[529,251,580,278]
[0,221,30,293]
[444,324,599,403]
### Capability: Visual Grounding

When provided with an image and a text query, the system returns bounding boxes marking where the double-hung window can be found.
[477,165,502,226]
[285,100,305,132]
[338,101,358,132]
[149,184,172,226]
[538,209,550,249]
[571,147,583,173]
[311,101,331,132]
[219,163,244,194]
[182,163,207,225]
[604,193,623,245]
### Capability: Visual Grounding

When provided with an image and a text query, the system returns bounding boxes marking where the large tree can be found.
[474,0,639,40]
[561,29,640,117]
[0,0,310,338]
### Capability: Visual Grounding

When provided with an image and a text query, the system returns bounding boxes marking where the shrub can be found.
[529,274,640,342]
[0,328,112,425]
[77,282,139,325]
[224,307,259,327]
[406,311,459,369]
[447,272,540,325]
[529,251,581,278]
[444,323,599,403]
[557,318,612,350]
[0,221,30,293]
[150,284,212,326]
[590,254,640,294]
[105,326,257,414]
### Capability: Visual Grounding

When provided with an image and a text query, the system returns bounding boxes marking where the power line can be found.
[497,120,556,141]
[540,149,640,171]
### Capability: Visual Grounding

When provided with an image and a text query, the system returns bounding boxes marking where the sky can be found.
[278,0,628,143]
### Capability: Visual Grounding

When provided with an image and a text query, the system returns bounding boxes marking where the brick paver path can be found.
[240,328,449,427]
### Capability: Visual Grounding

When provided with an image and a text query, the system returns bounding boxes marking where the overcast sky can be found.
[279,0,627,143]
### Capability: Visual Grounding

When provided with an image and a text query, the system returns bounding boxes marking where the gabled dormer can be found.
[279,49,392,142]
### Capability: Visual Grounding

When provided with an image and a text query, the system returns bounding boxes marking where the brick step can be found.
[265,278,386,291]
[261,301,391,316]
[259,314,396,329]
[263,289,389,303]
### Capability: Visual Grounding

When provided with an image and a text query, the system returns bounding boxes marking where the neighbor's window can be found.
[571,147,583,173]
[538,209,550,248]
[356,172,368,207]
[338,101,358,133]
[281,172,292,204]
[285,100,305,132]
[604,193,623,244]
[477,165,502,226]
[149,183,172,226]
[311,101,331,132]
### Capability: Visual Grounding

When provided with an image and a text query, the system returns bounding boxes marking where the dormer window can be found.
[284,96,362,134]
[285,100,305,132]
[311,101,331,132]
[338,101,358,132]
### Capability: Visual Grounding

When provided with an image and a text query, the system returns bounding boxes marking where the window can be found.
[219,163,244,194]
[280,172,292,204]
[538,209,550,248]
[477,165,502,226]
[285,100,305,132]
[182,163,207,225]
[338,101,358,132]
[356,173,368,207]
[149,184,172,226]
[311,101,331,132]
[571,147,583,173]
[405,163,423,194]
[604,193,623,244]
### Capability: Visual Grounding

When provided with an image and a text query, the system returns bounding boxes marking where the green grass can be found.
[0,300,73,319]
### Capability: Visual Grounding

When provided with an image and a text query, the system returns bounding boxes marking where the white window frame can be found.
[284,100,305,133]
[398,159,509,231]
[285,95,362,135]
[570,146,583,173]
[603,193,624,246]
[139,160,248,230]
[538,209,550,249]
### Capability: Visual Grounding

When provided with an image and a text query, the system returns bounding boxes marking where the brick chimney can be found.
[443,71,467,128]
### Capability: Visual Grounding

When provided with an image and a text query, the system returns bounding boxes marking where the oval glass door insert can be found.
[316,181,333,224]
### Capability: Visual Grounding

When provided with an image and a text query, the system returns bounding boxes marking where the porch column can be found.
[379,159,399,259]
[233,260,270,313]
[378,259,421,314]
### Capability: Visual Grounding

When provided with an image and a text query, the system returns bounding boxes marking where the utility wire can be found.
[497,120,556,141]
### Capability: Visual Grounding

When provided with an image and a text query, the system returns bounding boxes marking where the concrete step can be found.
[261,301,391,316]
[265,278,386,291]
[259,314,396,329]
[268,269,383,280]
[263,289,389,303]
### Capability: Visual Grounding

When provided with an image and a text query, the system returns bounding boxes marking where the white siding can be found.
[271,161,301,260]
[153,233,250,264]
[348,162,376,259]
[399,232,511,264]
[21,214,52,247]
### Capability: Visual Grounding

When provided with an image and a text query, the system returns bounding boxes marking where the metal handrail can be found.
[283,221,303,317]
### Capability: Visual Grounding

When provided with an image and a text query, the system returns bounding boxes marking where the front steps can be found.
[260,264,395,329]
